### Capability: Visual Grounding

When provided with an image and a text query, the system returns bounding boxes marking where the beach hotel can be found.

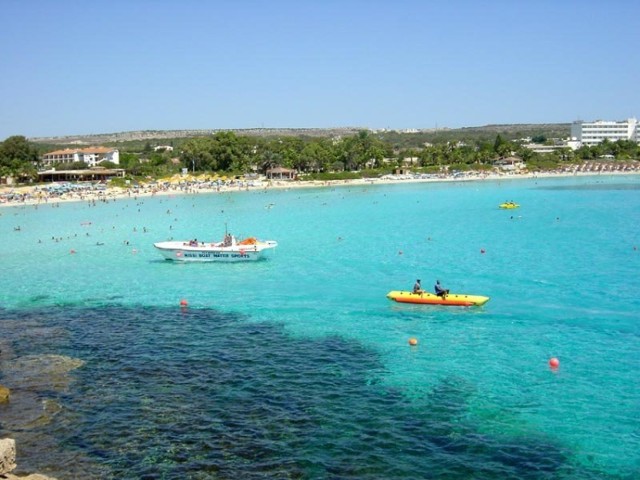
[41,146,120,167]
[571,117,639,146]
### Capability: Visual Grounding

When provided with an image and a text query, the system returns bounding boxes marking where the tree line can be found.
[1,132,639,183]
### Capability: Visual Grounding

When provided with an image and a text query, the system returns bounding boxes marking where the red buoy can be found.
[180,299,188,307]
[549,357,560,369]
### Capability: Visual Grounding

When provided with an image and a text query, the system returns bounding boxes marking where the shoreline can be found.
[1,169,639,209]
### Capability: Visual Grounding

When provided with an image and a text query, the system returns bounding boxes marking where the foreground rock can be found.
[0,438,17,474]
[3,474,57,480]
[0,438,57,480]
[0,384,9,403]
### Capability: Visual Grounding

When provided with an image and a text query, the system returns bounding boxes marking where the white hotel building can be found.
[41,147,120,167]
[571,118,638,146]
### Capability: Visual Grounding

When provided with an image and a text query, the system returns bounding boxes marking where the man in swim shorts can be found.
[434,280,449,298]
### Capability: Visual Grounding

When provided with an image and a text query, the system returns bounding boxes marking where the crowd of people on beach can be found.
[1,163,639,209]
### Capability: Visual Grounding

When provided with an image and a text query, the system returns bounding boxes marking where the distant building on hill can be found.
[41,147,119,167]
[571,118,638,146]
[524,139,581,153]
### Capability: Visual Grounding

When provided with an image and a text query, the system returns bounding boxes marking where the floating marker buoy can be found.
[70,249,76,254]
[549,357,560,369]
[480,249,486,254]
[179,299,188,307]
[398,251,403,255]
[408,338,418,346]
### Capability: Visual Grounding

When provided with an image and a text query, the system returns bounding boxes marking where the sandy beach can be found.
[1,166,638,209]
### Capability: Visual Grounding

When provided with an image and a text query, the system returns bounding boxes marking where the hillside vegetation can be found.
[29,124,570,150]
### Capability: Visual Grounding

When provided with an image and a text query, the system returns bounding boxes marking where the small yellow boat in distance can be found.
[499,202,520,209]
[386,290,490,307]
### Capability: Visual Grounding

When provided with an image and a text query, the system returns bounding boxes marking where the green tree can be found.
[300,140,334,173]
[208,132,250,171]
[270,137,305,170]
[258,150,283,173]
[493,134,511,157]
[0,135,40,169]
[119,152,140,170]
[181,137,215,172]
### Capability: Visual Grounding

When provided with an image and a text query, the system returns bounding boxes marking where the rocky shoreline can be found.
[1,434,56,480]
[1,352,85,480]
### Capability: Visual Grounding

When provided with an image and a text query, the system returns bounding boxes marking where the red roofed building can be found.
[41,147,120,167]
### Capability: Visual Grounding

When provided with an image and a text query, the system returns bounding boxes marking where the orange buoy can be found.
[180,299,188,307]
[549,357,560,369]
[408,338,418,346]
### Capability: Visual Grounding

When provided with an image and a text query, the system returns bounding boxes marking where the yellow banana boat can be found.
[499,202,519,209]
[387,290,490,307]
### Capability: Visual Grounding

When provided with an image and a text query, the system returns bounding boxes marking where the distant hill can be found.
[29,124,570,146]
[29,127,367,145]
[376,123,571,149]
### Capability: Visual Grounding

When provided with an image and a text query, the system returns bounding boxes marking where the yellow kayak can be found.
[387,290,490,307]
[499,202,520,209]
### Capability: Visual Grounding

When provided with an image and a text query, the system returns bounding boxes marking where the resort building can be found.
[524,139,581,153]
[266,167,296,180]
[41,147,120,167]
[37,166,125,182]
[494,157,525,171]
[571,118,638,146]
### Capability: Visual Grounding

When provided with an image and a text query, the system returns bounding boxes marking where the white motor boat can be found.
[154,233,277,262]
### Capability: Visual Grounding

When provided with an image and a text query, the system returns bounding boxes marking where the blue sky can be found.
[1,0,638,138]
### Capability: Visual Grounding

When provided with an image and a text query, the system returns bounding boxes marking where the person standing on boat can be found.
[413,279,424,294]
[434,280,449,298]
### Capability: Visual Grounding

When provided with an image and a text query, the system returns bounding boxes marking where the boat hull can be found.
[386,290,490,306]
[154,240,277,262]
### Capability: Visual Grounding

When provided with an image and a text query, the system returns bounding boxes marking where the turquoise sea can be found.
[1,175,639,479]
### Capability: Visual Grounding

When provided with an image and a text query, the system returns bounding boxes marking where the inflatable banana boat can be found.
[499,202,519,209]
[386,290,490,307]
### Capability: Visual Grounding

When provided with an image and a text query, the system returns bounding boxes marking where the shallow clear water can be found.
[1,176,639,479]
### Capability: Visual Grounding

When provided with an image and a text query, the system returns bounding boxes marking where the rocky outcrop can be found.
[0,354,83,480]
[3,474,57,479]
[2,354,85,393]
[0,384,9,403]
[0,438,57,480]
[0,438,16,475]
[3,475,56,480]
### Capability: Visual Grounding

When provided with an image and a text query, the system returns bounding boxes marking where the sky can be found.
[1,0,638,139]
